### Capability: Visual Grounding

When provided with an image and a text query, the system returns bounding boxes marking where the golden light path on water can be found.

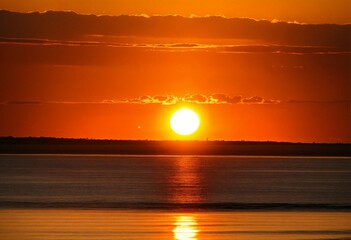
[170,157,200,239]
[168,157,203,204]
[173,215,199,240]
[1,210,351,239]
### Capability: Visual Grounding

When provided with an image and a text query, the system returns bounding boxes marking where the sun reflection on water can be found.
[173,215,199,240]
[168,157,204,204]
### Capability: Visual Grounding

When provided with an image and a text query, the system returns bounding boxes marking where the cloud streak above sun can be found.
[117,94,281,105]
[3,94,349,106]
[2,94,281,105]
[4,94,350,106]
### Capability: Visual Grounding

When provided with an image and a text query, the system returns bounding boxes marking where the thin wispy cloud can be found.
[286,99,351,104]
[0,37,348,54]
[4,101,42,105]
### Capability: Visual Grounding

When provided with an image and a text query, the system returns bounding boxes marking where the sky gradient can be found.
[0,2,350,142]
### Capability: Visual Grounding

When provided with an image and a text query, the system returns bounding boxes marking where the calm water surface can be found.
[0,154,350,239]
[1,210,351,240]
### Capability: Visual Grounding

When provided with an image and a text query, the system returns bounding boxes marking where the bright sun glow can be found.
[170,109,200,136]
[173,216,199,240]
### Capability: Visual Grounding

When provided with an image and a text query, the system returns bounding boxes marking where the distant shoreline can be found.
[0,137,349,156]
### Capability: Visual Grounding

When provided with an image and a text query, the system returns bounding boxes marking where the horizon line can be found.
[1,136,349,145]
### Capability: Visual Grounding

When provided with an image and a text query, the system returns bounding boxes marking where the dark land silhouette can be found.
[0,137,349,156]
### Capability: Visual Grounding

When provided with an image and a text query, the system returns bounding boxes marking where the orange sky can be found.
[1,0,350,23]
[0,4,350,143]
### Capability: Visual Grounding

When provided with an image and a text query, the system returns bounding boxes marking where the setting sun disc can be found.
[170,109,200,136]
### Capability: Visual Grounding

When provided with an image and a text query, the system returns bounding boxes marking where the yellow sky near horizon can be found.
[1,0,350,24]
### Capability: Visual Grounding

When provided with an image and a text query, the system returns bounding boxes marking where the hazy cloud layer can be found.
[3,95,350,106]
[0,37,348,54]
[5,101,42,105]
[2,94,280,105]
[286,99,351,104]
[3,94,350,106]
[0,10,350,49]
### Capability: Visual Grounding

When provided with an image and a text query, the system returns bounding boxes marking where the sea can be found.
[0,154,350,240]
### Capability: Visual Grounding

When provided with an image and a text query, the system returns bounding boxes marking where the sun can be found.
[170,109,200,136]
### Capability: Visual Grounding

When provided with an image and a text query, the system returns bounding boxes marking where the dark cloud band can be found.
[0,10,350,49]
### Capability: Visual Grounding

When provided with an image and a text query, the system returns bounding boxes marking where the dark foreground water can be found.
[0,154,350,239]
